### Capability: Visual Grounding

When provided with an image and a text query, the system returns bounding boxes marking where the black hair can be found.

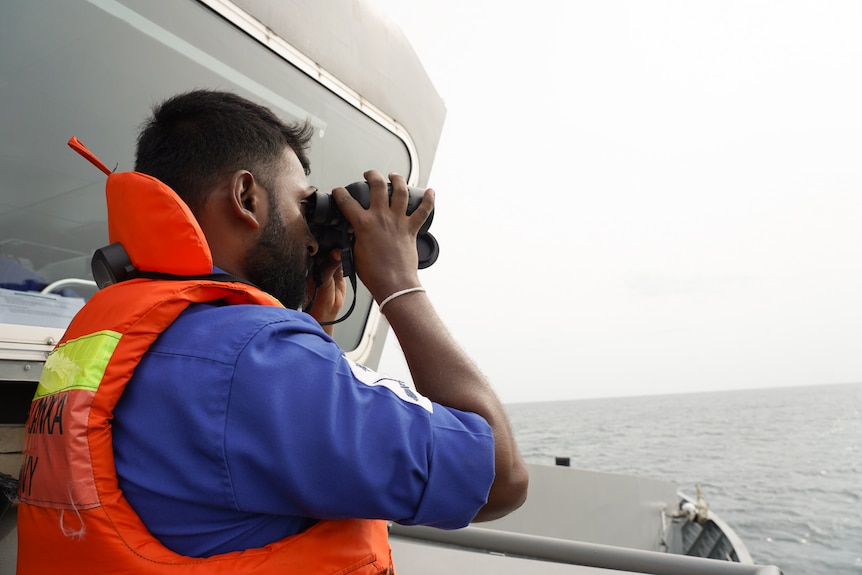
[135,89,314,213]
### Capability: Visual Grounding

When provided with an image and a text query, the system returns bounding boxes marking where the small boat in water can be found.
[0,2,781,573]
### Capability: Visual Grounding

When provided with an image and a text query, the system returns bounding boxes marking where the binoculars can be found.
[304,181,440,276]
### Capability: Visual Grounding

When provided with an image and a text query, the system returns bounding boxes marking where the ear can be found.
[228,170,264,230]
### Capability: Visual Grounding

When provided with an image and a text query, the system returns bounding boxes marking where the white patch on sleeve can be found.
[347,358,433,413]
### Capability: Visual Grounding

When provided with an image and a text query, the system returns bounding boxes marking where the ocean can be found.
[504,382,862,574]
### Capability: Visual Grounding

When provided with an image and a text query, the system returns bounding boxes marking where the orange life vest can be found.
[16,138,394,574]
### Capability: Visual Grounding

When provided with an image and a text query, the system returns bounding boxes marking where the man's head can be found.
[136,89,313,212]
[135,90,318,309]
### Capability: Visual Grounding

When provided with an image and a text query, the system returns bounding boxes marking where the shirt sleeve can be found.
[223,313,495,529]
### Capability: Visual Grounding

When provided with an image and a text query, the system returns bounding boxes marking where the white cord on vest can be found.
[378,287,426,313]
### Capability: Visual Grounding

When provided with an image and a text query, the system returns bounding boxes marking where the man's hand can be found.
[331,171,433,303]
[305,248,345,335]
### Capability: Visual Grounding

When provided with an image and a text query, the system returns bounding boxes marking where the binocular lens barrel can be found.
[305,181,439,269]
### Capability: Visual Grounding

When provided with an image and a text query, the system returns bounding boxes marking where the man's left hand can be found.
[306,248,345,335]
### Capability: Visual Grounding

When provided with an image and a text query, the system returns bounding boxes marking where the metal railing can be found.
[389,524,782,575]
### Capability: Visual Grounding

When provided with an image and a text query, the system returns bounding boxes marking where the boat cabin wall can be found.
[1,0,444,363]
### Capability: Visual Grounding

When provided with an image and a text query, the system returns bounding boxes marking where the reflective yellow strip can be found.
[34,330,121,399]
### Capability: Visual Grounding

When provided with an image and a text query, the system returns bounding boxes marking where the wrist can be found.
[378,286,425,313]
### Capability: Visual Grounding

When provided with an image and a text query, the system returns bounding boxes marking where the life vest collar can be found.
[68,136,213,277]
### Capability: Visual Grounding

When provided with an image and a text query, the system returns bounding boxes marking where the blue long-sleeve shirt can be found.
[112,301,495,557]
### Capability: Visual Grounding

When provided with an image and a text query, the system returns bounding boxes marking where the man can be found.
[17,90,527,572]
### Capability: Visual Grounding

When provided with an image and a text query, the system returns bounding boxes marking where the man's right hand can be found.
[330,170,433,304]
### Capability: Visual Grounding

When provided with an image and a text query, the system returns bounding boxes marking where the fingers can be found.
[412,187,435,230]
[331,170,434,239]
[388,172,409,215]
[332,171,429,223]
[306,248,346,328]
[331,185,358,219]
[365,170,390,211]
[317,247,343,280]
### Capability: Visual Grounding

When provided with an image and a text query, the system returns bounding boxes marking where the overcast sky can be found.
[372,0,862,404]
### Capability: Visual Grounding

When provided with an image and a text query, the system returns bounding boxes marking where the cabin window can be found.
[0,0,411,351]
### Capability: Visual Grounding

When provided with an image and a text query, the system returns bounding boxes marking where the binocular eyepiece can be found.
[305,181,440,275]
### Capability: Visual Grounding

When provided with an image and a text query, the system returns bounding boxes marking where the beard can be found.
[243,206,310,310]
